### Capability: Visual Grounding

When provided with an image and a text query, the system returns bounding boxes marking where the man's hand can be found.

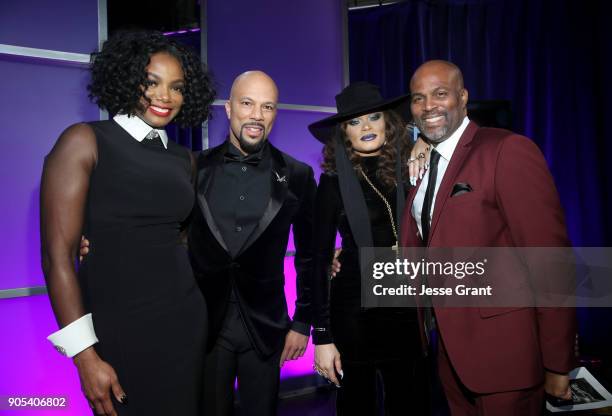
[279,330,309,367]
[314,343,342,387]
[408,137,430,186]
[79,236,90,263]
[74,347,126,415]
[544,371,572,400]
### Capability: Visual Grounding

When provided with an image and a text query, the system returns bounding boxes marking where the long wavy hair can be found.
[321,109,412,191]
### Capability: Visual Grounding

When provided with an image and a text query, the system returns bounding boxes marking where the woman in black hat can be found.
[309,82,429,415]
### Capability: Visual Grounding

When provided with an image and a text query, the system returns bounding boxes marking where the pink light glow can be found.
[0,296,91,415]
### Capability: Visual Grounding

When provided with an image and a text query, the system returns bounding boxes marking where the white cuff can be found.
[47,313,99,358]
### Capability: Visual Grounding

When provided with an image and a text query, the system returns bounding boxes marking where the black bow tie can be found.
[223,152,262,166]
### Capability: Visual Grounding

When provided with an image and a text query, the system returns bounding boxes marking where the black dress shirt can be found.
[207,141,272,258]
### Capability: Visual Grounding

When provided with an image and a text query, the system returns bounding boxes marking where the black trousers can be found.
[336,357,430,416]
[204,302,281,416]
[330,305,429,416]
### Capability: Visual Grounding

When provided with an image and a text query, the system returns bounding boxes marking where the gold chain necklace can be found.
[360,168,398,252]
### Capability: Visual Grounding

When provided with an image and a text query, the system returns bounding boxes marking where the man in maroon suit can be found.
[401,60,576,415]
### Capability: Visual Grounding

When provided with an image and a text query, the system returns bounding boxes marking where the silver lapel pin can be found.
[273,170,287,183]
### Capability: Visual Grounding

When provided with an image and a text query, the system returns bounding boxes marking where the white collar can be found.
[113,114,169,149]
[433,116,470,162]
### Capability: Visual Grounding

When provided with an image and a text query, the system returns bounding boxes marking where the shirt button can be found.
[239,195,245,201]
[236,226,242,232]
[242,166,247,172]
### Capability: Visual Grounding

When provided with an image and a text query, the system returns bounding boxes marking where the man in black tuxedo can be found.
[188,71,316,416]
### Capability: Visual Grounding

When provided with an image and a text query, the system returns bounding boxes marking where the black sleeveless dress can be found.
[79,120,207,415]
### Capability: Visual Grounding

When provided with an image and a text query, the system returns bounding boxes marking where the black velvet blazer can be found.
[188,142,316,358]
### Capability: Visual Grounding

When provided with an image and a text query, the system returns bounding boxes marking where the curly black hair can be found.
[321,110,412,191]
[88,30,215,127]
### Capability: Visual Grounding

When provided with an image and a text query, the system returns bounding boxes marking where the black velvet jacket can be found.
[189,142,316,358]
[312,156,407,344]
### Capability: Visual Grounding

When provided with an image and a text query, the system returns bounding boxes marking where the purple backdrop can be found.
[0,0,101,409]
[0,0,98,54]
[207,0,344,106]
[0,56,98,291]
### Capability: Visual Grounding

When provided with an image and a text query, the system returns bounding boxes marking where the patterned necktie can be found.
[420,149,441,243]
[144,130,164,148]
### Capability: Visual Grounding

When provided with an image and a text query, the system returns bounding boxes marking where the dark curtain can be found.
[166,123,205,151]
[349,0,612,356]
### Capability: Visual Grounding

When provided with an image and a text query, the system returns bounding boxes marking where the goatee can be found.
[238,134,265,154]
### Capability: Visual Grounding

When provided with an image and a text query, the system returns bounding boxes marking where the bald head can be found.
[410,60,464,91]
[225,70,279,154]
[229,70,279,102]
[409,60,468,143]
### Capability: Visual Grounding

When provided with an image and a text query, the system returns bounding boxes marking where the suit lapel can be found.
[196,143,230,253]
[428,121,479,244]
[237,145,288,256]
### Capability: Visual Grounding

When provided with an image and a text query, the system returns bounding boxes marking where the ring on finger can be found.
[417,153,426,159]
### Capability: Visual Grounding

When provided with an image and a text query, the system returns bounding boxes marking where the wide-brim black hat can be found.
[308,82,412,143]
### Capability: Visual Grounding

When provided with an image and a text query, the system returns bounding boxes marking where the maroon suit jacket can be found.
[400,121,576,393]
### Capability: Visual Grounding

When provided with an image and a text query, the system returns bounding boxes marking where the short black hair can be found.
[88,30,215,127]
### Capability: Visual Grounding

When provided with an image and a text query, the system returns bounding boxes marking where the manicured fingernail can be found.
[419,172,423,180]
[339,370,344,379]
[119,394,128,405]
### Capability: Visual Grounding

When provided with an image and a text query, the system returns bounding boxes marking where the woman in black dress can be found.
[308,82,429,415]
[41,31,214,415]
